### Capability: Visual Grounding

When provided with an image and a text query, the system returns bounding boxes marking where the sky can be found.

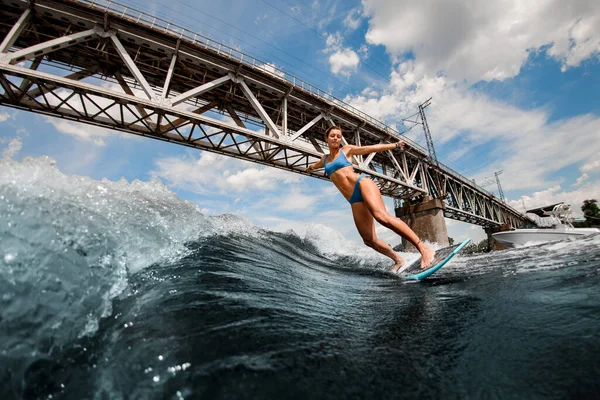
[1,0,600,247]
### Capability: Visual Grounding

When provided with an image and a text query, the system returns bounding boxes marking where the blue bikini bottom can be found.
[348,174,365,204]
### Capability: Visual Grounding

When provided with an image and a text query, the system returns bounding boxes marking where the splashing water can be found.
[1,156,599,399]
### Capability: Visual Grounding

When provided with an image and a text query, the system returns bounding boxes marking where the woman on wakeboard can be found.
[306,126,435,272]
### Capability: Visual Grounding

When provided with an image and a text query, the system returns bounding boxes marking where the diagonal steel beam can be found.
[17,56,42,99]
[225,103,262,154]
[289,113,323,142]
[401,152,410,179]
[362,142,380,167]
[409,162,420,182]
[160,99,218,133]
[308,136,324,153]
[387,150,408,181]
[114,71,154,128]
[237,78,281,138]
[0,8,31,54]
[6,28,98,65]
[0,75,19,102]
[161,51,177,100]
[281,95,288,137]
[110,32,154,100]
[354,129,364,164]
[419,166,428,193]
[170,74,231,106]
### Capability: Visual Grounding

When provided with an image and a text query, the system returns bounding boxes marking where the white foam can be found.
[0,156,267,342]
[471,233,600,277]
[0,156,265,274]
[298,222,424,270]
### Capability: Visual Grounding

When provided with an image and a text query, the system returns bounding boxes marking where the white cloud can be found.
[324,33,360,77]
[0,112,10,123]
[344,8,362,30]
[224,166,300,191]
[254,13,268,25]
[573,173,589,186]
[151,151,302,195]
[508,183,600,217]
[345,61,600,191]
[358,44,369,58]
[580,159,600,173]
[254,208,363,243]
[278,190,320,211]
[44,117,116,146]
[548,13,600,72]
[325,32,341,49]
[362,0,600,83]
[1,137,22,159]
[260,62,286,79]
[329,49,360,76]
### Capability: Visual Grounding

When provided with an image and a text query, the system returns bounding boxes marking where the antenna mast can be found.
[495,170,505,203]
[419,98,437,163]
[482,170,506,203]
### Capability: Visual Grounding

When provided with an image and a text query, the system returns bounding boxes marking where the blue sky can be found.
[1,0,600,246]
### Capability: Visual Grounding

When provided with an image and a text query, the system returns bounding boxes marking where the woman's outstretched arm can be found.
[346,141,405,157]
[305,155,325,173]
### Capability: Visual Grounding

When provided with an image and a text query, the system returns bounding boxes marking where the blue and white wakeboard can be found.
[399,238,471,280]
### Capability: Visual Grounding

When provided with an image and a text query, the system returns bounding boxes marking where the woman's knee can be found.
[372,210,392,226]
[362,237,376,248]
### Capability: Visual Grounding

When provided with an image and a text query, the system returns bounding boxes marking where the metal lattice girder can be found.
[0,61,425,200]
[0,0,533,228]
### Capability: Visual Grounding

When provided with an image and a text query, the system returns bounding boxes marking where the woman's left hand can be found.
[395,141,405,150]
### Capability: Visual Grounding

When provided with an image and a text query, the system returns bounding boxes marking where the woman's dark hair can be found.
[324,125,342,139]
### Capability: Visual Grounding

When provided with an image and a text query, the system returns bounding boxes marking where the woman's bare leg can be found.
[359,178,435,269]
[351,201,406,271]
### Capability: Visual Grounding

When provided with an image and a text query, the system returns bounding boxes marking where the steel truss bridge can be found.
[0,0,531,229]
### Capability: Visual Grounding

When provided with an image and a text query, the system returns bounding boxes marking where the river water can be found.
[1,156,599,399]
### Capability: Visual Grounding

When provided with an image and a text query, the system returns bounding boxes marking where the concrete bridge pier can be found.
[395,196,449,252]
[484,224,511,251]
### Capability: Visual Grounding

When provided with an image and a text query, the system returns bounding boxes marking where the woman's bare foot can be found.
[390,257,407,274]
[418,243,436,270]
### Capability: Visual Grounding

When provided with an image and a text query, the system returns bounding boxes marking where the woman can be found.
[306,126,435,272]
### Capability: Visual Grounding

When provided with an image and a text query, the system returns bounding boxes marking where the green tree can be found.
[448,237,455,246]
[462,239,491,254]
[477,239,489,253]
[581,199,600,225]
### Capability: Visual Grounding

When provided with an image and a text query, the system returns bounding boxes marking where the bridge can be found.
[0,0,532,244]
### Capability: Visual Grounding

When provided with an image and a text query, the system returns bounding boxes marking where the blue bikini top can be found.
[324,147,352,176]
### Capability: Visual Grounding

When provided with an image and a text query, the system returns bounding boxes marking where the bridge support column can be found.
[484,224,511,251]
[395,196,448,252]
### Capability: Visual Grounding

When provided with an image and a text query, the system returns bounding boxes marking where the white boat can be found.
[492,203,600,247]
